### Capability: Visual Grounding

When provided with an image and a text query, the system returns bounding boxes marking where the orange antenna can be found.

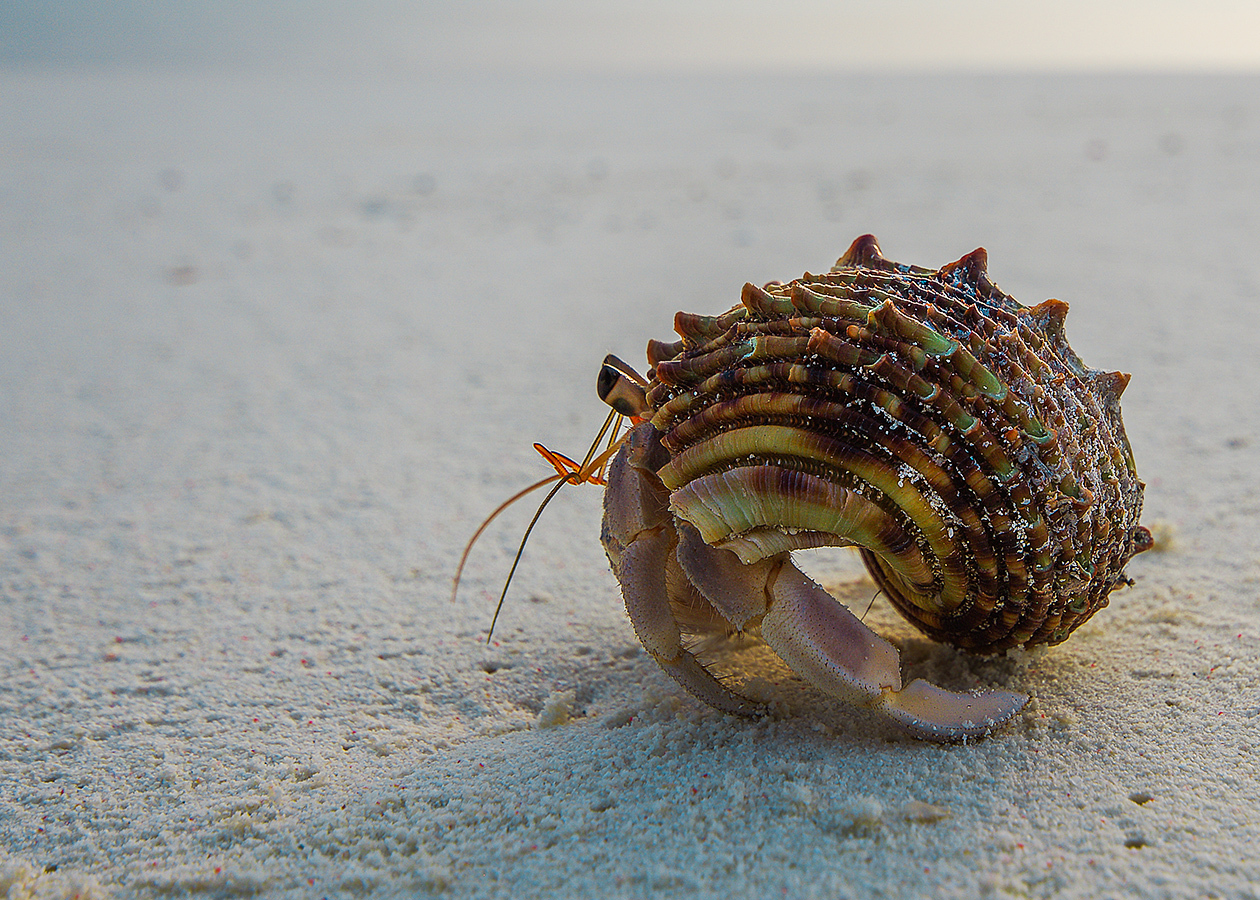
[448,473,565,605]
[450,407,628,643]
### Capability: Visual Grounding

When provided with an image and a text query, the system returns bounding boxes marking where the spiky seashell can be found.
[643,234,1150,652]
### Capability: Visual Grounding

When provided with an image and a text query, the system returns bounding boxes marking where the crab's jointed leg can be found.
[602,423,765,717]
[757,560,1029,740]
[604,418,1028,741]
[675,512,1027,739]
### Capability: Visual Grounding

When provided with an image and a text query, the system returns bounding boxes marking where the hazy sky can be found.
[2,0,1258,73]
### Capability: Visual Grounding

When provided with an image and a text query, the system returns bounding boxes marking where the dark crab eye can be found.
[597,354,649,418]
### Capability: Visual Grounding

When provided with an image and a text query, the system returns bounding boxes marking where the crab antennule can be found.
[535,445,608,486]
[574,406,623,481]
[451,412,626,605]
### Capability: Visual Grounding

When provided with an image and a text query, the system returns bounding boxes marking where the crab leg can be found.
[601,399,1026,740]
[675,513,1026,740]
[759,562,903,702]
[875,678,1031,741]
[603,423,764,717]
[760,561,1028,740]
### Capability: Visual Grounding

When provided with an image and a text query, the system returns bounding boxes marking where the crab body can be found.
[597,235,1150,740]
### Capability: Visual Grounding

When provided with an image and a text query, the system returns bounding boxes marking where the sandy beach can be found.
[2,68,1259,897]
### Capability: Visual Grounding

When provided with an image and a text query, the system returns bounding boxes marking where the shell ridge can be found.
[642,236,1145,651]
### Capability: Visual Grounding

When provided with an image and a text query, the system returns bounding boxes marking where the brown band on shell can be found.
[643,237,1147,651]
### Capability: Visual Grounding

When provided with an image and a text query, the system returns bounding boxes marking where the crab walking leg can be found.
[876,678,1029,741]
[612,525,764,716]
[760,562,903,702]
[602,423,764,717]
[674,520,774,630]
[760,561,1027,740]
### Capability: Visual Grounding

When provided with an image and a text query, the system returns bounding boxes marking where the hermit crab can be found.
[456,235,1150,741]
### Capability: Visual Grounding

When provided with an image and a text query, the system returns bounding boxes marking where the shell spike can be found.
[938,248,990,288]
[646,338,684,367]
[674,309,743,342]
[1025,298,1070,341]
[1093,370,1131,401]
[834,234,885,270]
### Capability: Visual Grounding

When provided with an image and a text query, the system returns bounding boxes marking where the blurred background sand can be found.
[2,3,1259,898]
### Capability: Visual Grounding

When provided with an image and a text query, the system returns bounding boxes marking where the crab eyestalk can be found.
[597,354,650,419]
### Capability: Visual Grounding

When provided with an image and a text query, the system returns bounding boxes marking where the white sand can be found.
[2,70,1259,898]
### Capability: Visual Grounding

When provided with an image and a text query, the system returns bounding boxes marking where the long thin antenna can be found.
[483,410,625,643]
[484,476,571,643]
[452,407,629,644]
[450,474,565,604]
[451,408,626,606]
[860,589,883,623]
[576,406,620,473]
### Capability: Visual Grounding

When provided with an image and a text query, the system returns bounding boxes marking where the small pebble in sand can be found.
[536,689,576,729]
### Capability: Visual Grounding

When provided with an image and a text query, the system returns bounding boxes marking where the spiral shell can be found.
[642,235,1149,652]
